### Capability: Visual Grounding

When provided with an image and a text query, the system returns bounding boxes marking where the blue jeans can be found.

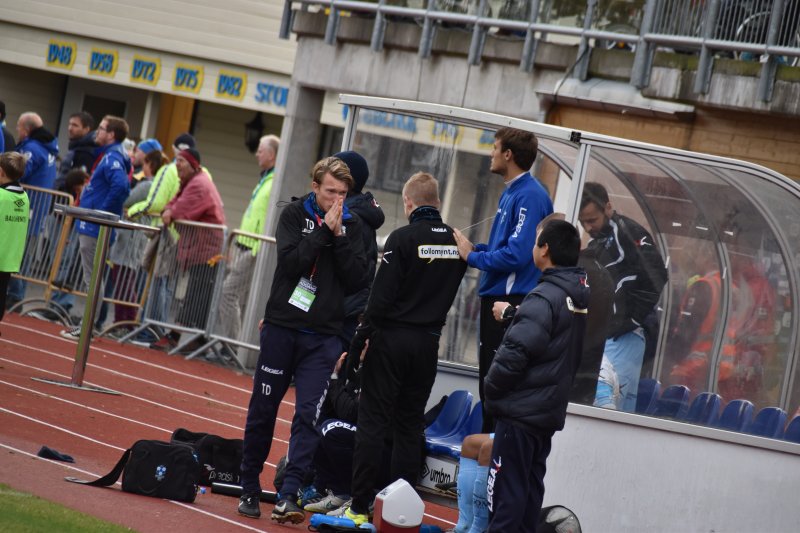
[594,329,645,412]
[6,277,25,304]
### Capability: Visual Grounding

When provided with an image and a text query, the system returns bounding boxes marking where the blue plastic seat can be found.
[747,407,788,439]
[424,390,473,439]
[681,392,722,426]
[635,378,661,414]
[652,385,690,419]
[783,416,800,443]
[715,399,754,432]
[427,401,484,459]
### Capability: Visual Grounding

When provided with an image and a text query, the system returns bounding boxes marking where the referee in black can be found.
[343,172,467,525]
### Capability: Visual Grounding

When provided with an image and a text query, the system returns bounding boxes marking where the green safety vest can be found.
[0,184,30,272]
[236,168,274,255]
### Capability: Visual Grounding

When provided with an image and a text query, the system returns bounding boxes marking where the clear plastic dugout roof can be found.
[338,94,800,417]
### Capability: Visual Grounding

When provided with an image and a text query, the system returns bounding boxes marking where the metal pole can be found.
[419,0,438,58]
[574,0,598,80]
[280,0,294,39]
[371,0,388,52]
[631,0,657,88]
[71,225,111,386]
[757,0,786,102]
[520,0,542,72]
[468,0,489,66]
[693,0,722,94]
[325,0,341,45]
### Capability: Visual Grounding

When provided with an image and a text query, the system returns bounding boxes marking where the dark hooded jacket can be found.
[485,267,590,434]
[343,191,385,318]
[55,131,97,190]
[16,127,59,189]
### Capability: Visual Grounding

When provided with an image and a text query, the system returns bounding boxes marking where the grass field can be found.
[0,484,135,532]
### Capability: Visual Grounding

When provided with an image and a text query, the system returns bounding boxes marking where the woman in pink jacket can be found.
[159,148,225,349]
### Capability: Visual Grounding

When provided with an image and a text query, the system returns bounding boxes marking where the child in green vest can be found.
[0,152,29,325]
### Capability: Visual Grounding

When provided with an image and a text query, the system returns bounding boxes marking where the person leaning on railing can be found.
[150,148,225,352]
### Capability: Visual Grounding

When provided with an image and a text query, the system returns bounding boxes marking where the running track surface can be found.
[0,313,457,532]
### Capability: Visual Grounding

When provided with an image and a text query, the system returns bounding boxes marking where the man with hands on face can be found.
[238,157,368,525]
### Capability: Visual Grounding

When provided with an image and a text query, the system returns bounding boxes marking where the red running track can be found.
[0,313,457,532]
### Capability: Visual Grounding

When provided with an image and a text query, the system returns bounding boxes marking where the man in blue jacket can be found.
[59,115,130,340]
[5,112,59,309]
[15,112,59,190]
[453,127,553,432]
[484,219,588,532]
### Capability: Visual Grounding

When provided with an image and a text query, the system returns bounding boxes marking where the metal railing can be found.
[10,187,159,333]
[280,0,800,101]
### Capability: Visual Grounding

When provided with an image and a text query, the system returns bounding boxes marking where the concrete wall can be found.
[0,0,296,75]
[289,12,800,182]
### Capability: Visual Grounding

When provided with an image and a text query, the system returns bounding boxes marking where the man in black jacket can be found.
[237,157,368,524]
[484,219,588,532]
[333,150,385,350]
[55,111,96,190]
[578,182,668,412]
[343,172,467,526]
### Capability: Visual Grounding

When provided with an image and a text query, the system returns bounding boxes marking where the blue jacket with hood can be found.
[16,127,59,189]
[77,142,131,238]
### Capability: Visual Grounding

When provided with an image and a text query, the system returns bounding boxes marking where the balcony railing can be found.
[280,0,800,101]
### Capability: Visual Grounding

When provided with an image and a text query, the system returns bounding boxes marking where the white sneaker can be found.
[59,326,82,341]
[326,499,353,517]
[303,490,350,513]
[59,325,98,341]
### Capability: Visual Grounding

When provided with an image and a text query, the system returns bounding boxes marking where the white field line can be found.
[0,442,271,532]
[0,357,289,447]
[0,336,289,419]
[2,322,456,526]
[0,407,127,452]
[3,321,296,409]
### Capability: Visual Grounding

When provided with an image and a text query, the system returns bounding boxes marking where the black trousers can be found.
[487,420,553,532]
[0,271,10,321]
[479,295,525,433]
[350,327,439,513]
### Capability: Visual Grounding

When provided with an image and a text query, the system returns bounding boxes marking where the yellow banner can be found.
[45,39,77,70]
[173,62,204,94]
[130,54,161,86]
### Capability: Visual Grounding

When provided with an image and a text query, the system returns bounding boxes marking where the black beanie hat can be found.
[334,151,369,193]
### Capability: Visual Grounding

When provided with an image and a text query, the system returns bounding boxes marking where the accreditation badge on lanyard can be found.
[288,213,322,312]
[289,276,317,312]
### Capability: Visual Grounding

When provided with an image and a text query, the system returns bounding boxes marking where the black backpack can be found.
[170,428,243,486]
[66,440,201,503]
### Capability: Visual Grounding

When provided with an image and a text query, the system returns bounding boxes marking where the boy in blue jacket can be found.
[484,218,588,532]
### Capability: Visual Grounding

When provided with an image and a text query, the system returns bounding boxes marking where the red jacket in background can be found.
[165,170,225,268]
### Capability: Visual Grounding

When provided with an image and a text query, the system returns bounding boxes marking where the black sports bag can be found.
[65,439,201,503]
[170,428,243,486]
